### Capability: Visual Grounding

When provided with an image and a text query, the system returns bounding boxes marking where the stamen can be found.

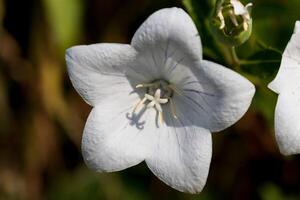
[136,83,157,89]
[133,97,147,113]
[168,84,182,96]
[159,111,164,124]
[170,98,178,119]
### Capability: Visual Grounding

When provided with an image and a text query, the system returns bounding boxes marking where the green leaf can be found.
[240,49,281,83]
[182,0,216,20]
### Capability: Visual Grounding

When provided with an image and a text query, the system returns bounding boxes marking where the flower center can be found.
[137,80,173,98]
[133,80,179,123]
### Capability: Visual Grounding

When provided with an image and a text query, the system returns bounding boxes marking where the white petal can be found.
[274,90,300,155]
[231,0,247,15]
[145,107,212,194]
[294,21,300,33]
[268,23,300,93]
[66,43,146,106]
[131,7,202,78]
[172,60,255,132]
[82,95,158,172]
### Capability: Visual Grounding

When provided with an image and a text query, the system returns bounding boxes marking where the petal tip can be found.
[277,144,300,156]
[294,21,300,34]
[267,81,280,94]
[159,6,185,13]
[65,45,85,62]
[249,81,256,95]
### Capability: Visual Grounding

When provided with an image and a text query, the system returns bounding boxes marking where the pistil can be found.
[133,80,180,124]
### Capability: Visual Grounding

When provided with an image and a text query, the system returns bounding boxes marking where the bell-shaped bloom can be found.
[268,21,300,156]
[66,8,255,193]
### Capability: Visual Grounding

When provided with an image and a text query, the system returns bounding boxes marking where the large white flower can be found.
[66,7,255,193]
[268,21,300,156]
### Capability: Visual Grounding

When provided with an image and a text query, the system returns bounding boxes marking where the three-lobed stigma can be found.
[133,80,180,124]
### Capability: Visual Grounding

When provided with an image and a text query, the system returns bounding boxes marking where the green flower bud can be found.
[210,0,253,46]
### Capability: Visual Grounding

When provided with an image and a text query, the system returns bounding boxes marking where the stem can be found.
[257,40,283,55]
[230,47,240,68]
[203,20,232,63]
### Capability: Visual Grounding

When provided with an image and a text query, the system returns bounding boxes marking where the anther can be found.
[136,83,157,89]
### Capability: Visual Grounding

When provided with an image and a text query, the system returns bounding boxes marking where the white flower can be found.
[66,7,255,193]
[268,21,300,156]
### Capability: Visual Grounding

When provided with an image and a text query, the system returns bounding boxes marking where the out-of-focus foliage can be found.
[182,0,300,122]
[0,0,300,200]
[43,0,83,52]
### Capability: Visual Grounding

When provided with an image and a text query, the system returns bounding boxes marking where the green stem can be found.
[203,20,232,63]
[230,47,240,69]
[257,40,283,55]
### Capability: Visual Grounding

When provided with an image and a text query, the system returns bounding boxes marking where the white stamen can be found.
[170,98,178,119]
[133,97,147,113]
[136,83,157,88]
[168,84,182,96]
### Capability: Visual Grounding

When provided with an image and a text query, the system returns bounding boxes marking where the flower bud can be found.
[210,0,253,46]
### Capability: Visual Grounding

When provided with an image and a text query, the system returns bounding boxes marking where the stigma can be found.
[133,80,179,124]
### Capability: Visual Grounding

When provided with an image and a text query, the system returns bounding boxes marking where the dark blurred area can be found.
[0,0,300,199]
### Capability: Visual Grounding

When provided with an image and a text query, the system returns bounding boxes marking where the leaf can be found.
[182,0,216,20]
[240,49,281,83]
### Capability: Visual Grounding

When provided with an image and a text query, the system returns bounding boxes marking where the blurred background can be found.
[0,0,300,199]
